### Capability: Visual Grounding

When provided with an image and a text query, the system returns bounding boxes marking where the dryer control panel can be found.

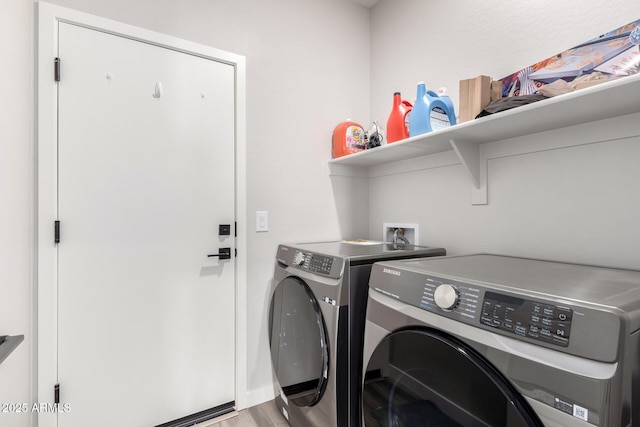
[276,245,343,279]
[295,251,334,275]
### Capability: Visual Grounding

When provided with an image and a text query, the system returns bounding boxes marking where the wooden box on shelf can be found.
[459,75,502,123]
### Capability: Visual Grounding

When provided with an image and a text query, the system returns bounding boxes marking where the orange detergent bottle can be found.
[386,92,412,143]
[332,120,366,158]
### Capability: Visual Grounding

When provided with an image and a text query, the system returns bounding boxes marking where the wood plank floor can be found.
[197,400,288,427]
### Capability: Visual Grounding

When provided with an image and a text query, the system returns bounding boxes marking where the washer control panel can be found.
[369,257,627,361]
[481,291,572,347]
[433,283,460,311]
[421,276,481,322]
[371,268,574,348]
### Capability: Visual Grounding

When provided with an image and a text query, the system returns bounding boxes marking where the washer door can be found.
[269,276,329,407]
[362,328,544,427]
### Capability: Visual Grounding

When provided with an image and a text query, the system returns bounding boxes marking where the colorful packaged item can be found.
[332,120,366,158]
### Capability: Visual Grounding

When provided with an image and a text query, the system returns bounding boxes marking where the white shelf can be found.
[329,73,640,203]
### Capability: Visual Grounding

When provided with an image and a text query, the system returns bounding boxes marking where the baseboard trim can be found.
[154,401,235,427]
[193,410,239,426]
[244,384,277,409]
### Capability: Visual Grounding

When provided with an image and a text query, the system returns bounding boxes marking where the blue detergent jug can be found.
[409,82,431,137]
[429,88,457,131]
[409,82,457,137]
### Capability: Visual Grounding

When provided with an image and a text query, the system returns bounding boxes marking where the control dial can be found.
[434,284,459,311]
[293,251,306,266]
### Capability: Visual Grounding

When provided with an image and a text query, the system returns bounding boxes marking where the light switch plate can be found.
[256,211,269,232]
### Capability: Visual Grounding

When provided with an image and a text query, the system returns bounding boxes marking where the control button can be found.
[481,316,494,327]
[515,325,527,336]
[555,323,570,338]
[503,321,514,330]
[292,252,306,266]
[556,308,572,321]
[434,284,459,311]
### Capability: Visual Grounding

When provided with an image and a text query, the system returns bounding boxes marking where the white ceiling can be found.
[351,0,380,8]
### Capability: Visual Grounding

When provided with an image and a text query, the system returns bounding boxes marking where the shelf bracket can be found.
[449,139,479,188]
[449,139,487,205]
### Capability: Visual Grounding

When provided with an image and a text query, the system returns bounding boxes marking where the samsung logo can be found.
[382,268,401,277]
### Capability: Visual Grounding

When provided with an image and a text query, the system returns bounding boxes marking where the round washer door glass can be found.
[362,329,543,427]
[269,276,329,407]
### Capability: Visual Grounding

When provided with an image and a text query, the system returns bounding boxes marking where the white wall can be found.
[369,0,640,270]
[3,0,640,425]
[0,1,35,427]
[2,0,369,424]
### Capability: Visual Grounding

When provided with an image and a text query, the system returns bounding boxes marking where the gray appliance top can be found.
[284,240,445,262]
[387,254,640,312]
[0,335,24,365]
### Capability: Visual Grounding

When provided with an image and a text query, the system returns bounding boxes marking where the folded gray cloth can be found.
[476,94,548,118]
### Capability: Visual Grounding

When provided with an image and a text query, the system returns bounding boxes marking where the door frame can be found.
[36,3,247,426]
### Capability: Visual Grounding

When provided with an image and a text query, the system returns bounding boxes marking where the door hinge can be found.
[234,221,237,237]
[54,383,60,404]
[54,220,60,244]
[54,57,60,82]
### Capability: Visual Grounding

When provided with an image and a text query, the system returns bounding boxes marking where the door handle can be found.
[207,247,231,260]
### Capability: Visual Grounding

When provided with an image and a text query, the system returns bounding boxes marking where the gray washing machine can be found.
[269,241,446,427]
[362,254,640,427]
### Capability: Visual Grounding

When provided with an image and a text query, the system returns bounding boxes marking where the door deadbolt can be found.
[219,224,231,236]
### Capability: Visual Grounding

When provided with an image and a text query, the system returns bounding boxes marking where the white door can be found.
[56,22,236,426]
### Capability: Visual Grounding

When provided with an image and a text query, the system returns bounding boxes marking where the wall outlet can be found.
[382,223,419,245]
